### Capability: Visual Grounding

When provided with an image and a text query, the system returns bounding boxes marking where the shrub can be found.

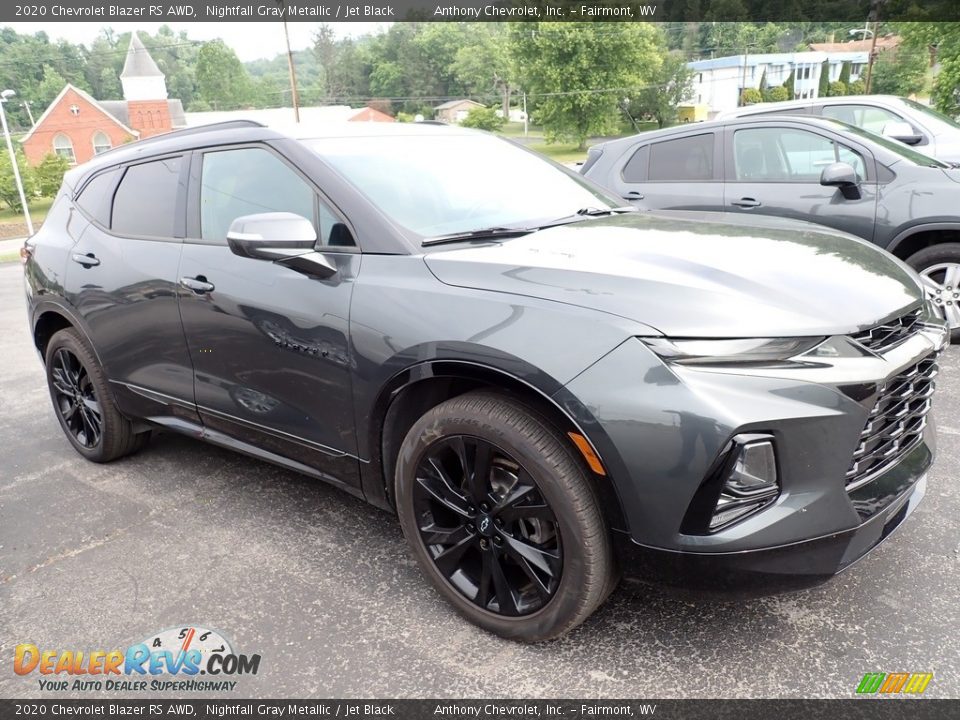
[459,106,505,131]
[740,88,763,105]
[764,86,789,102]
[35,153,70,198]
[828,81,848,97]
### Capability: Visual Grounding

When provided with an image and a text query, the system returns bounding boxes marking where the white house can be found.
[687,51,869,118]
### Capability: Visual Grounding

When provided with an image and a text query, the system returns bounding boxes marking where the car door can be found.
[723,123,877,242]
[176,143,362,491]
[612,131,724,211]
[64,156,199,423]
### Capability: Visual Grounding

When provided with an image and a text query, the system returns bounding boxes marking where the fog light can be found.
[709,436,779,530]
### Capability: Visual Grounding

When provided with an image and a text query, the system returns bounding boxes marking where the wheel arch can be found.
[886,223,960,261]
[31,302,101,366]
[367,359,630,535]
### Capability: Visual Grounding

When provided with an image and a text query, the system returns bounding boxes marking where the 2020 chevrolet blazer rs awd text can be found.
[23,121,949,641]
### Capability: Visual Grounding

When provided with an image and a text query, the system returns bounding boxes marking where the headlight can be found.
[642,337,825,365]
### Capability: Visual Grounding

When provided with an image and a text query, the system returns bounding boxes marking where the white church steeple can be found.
[120,33,167,101]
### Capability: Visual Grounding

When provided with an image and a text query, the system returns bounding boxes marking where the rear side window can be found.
[648,134,714,181]
[112,157,183,238]
[75,168,119,227]
[621,145,649,182]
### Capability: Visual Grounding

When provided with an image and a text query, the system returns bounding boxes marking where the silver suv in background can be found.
[717,96,960,164]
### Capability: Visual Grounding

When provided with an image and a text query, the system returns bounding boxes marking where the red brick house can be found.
[21,33,185,166]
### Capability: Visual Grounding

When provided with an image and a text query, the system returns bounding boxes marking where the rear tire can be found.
[45,328,150,462]
[395,391,616,641]
[906,243,960,343]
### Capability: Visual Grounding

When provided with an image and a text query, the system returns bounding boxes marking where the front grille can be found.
[845,354,939,491]
[850,308,923,353]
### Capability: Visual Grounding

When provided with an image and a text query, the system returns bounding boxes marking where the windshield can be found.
[822,118,949,168]
[306,134,619,238]
[901,98,960,131]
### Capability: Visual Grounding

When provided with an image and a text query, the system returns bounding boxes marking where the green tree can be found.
[900,23,960,116]
[451,25,515,119]
[783,70,795,99]
[512,23,662,150]
[838,61,851,85]
[818,59,830,98]
[34,153,69,197]
[196,40,251,110]
[460,106,505,131]
[871,48,928,97]
[36,66,67,107]
[628,50,694,128]
[0,147,36,212]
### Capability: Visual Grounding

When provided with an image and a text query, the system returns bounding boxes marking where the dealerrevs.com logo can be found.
[14,626,261,693]
[856,672,933,695]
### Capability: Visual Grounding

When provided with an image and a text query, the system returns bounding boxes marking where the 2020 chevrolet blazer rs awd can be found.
[23,121,949,641]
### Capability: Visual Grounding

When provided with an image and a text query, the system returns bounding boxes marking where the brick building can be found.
[21,33,185,166]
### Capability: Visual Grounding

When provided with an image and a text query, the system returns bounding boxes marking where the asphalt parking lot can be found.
[1,260,959,699]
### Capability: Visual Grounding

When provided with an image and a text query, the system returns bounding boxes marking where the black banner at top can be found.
[6,0,960,23]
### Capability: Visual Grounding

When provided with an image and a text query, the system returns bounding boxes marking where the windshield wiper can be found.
[421,227,534,247]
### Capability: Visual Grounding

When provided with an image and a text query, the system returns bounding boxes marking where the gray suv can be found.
[23,120,948,641]
[717,95,960,164]
[582,115,960,341]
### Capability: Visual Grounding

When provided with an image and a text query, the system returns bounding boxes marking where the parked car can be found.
[24,121,947,641]
[582,115,960,341]
[716,95,960,164]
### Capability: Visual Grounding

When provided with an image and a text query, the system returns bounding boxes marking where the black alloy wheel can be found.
[412,435,563,616]
[45,328,150,462]
[396,391,617,641]
[50,347,102,449]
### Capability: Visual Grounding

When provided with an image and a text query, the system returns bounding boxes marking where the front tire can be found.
[906,243,960,343]
[395,391,616,641]
[45,328,149,462]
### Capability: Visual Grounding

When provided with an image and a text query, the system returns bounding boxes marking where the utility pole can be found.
[22,101,35,128]
[864,21,879,93]
[864,0,881,94]
[277,0,300,122]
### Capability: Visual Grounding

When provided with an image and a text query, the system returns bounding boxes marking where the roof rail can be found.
[94,119,268,159]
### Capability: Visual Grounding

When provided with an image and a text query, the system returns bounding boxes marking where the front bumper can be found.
[558,319,946,574]
[613,471,925,582]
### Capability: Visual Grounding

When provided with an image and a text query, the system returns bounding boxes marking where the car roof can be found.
[65,119,476,188]
[722,94,907,118]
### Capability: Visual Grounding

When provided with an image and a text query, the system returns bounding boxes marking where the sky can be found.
[5,22,388,62]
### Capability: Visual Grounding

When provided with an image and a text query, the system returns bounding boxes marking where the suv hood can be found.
[423,212,923,338]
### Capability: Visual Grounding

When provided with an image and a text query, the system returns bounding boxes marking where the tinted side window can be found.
[648,134,714,181]
[200,147,321,243]
[112,157,183,238]
[621,145,649,182]
[734,128,839,182]
[75,168,119,227]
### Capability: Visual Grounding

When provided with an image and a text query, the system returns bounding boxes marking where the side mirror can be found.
[226,212,317,261]
[820,162,861,200]
[882,121,923,146]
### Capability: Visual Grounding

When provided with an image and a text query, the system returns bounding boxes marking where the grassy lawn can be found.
[0,250,19,264]
[0,196,53,224]
[526,143,589,165]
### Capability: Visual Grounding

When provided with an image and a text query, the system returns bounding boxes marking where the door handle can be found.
[732,198,761,208]
[626,191,645,200]
[179,276,215,294]
[71,252,100,267]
